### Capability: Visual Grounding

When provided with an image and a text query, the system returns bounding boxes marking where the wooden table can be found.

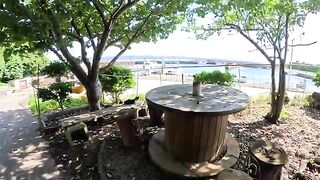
[146,84,249,163]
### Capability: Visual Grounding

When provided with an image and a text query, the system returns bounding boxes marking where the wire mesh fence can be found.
[129,63,317,96]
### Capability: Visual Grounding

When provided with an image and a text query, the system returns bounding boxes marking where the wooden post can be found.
[181,73,184,84]
[248,140,288,180]
[115,108,143,147]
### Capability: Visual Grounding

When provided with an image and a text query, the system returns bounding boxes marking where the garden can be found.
[25,63,320,179]
[1,0,320,179]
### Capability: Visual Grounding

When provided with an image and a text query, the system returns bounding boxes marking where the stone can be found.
[314,157,320,165]
[64,122,89,146]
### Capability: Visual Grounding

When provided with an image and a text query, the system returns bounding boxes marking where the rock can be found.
[295,150,311,159]
[106,173,112,178]
[309,92,320,109]
[312,92,320,102]
[284,92,290,104]
[64,122,89,146]
[293,172,307,180]
[314,157,320,165]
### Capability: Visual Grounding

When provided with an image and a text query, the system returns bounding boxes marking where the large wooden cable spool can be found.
[165,111,229,162]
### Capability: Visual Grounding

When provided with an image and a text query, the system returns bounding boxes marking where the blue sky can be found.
[47,13,320,64]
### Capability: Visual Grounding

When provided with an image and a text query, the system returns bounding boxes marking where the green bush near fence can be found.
[99,66,136,104]
[193,70,234,86]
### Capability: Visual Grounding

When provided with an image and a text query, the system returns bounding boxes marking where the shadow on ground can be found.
[0,109,61,179]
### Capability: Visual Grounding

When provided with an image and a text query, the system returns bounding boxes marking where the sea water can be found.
[164,64,318,93]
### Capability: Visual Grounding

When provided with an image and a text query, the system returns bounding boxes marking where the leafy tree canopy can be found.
[0,0,192,110]
[0,47,48,82]
[188,0,319,123]
[0,0,191,82]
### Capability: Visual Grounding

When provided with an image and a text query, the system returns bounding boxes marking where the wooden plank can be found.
[211,116,222,161]
[59,103,144,128]
[198,115,210,161]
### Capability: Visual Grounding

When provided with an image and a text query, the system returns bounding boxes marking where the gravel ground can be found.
[100,104,320,180]
[229,104,320,180]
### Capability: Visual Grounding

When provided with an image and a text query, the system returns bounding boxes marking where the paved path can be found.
[0,91,61,179]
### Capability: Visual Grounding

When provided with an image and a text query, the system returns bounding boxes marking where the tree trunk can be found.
[270,63,276,105]
[266,62,286,124]
[85,80,103,111]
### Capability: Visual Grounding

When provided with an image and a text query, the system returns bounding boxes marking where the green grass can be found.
[29,93,146,115]
[0,82,9,89]
[289,95,308,106]
[28,96,88,115]
[280,108,291,121]
[250,94,270,105]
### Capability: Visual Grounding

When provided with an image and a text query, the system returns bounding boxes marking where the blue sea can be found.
[163,64,319,93]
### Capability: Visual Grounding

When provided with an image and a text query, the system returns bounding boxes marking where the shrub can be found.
[37,82,72,110]
[313,71,320,87]
[193,70,234,86]
[99,66,135,104]
[41,61,69,80]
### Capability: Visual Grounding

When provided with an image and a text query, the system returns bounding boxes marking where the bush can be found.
[99,66,135,104]
[313,71,320,87]
[41,61,69,78]
[193,70,234,86]
[37,82,72,110]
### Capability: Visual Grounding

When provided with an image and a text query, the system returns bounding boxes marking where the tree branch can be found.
[289,41,317,47]
[91,0,140,79]
[71,19,91,72]
[282,13,290,63]
[84,22,97,52]
[102,12,152,72]
[48,46,65,62]
[227,23,273,63]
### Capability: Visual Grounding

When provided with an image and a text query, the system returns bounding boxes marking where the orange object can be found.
[72,85,85,94]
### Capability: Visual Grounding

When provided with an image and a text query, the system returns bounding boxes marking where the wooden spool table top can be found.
[145,84,249,115]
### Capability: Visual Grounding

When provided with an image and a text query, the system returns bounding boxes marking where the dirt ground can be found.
[100,103,320,180]
[2,90,319,180]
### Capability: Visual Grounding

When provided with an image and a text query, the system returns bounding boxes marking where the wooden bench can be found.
[59,103,145,129]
